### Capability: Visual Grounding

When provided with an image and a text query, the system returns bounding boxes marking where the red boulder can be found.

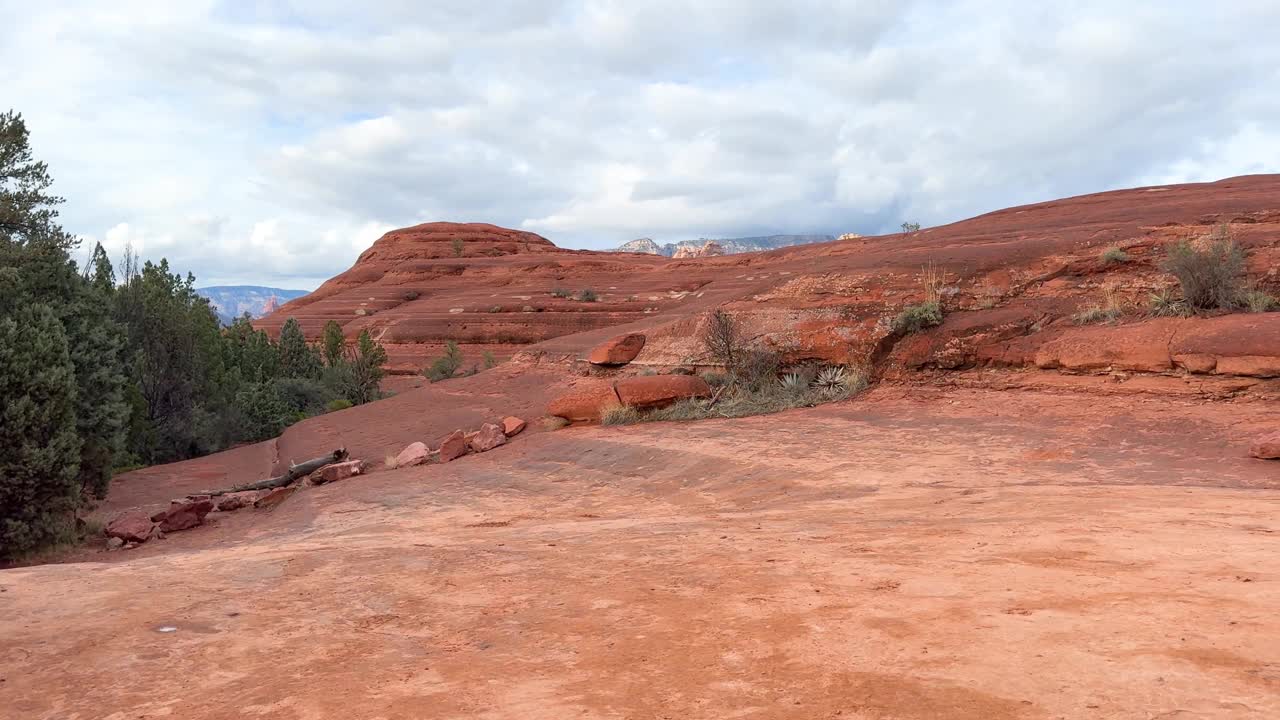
[106,510,155,543]
[588,333,647,366]
[254,485,298,510]
[547,381,623,422]
[215,491,261,512]
[614,375,712,409]
[438,430,469,463]
[1251,432,1280,460]
[395,442,431,468]
[156,498,214,533]
[469,423,507,453]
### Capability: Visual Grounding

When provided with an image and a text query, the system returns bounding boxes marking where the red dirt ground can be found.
[4,387,1279,719]
[4,177,1280,718]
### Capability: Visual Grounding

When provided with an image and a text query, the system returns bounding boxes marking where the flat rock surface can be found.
[7,388,1280,719]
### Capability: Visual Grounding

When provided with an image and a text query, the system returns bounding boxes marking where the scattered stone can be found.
[254,484,299,510]
[469,423,507,453]
[106,536,124,550]
[157,498,215,533]
[216,490,261,512]
[614,375,712,410]
[501,416,526,437]
[310,460,367,485]
[106,510,156,543]
[1251,433,1280,460]
[588,333,647,366]
[395,442,431,468]
[438,430,469,463]
[124,542,139,550]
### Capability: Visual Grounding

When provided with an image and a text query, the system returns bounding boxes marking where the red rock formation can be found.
[111,175,1280,515]
[1252,433,1280,459]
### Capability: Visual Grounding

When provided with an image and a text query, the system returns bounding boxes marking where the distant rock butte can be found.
[672,241,725,259]
[613,234,836,257]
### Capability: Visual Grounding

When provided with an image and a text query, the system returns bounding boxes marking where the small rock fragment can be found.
[310,460,367,485]
[254,485,299,510]
[215,490,260,512]
[501,416,526,437]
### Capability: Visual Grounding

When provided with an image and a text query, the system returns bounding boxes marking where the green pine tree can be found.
[1,112,129,504]
[322,320,346,368]
[277,317,321,379]
[0,297,83,560]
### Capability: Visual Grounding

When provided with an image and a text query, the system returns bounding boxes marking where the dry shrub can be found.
[1161,225,1245,310]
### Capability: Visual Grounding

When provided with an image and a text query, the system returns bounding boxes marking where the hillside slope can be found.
[14,175,1280,720]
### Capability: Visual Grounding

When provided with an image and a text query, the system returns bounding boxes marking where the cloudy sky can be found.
[3,1,1278,288]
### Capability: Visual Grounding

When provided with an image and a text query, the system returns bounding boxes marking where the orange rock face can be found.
[1252,433,1280,459]
[614,375,712,409]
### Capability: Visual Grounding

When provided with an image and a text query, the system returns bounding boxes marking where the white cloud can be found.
[2,1,1278,287]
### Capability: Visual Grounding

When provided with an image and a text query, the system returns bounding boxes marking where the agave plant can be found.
[812,366,849,393]
[779,372,806,393]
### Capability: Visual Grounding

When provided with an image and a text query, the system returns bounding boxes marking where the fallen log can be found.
[195,448,348,497]
[704,382,729,411]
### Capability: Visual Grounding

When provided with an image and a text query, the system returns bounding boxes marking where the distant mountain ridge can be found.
[613,234,836,257]
[196,286,309,324]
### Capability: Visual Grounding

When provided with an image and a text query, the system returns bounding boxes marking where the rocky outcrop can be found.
[588,334,647,366]
[548,374,712,420]
[615,375,712,409]
[1252,433,1280,459]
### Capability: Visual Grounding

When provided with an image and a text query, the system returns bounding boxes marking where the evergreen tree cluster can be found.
[0,110,386,560]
